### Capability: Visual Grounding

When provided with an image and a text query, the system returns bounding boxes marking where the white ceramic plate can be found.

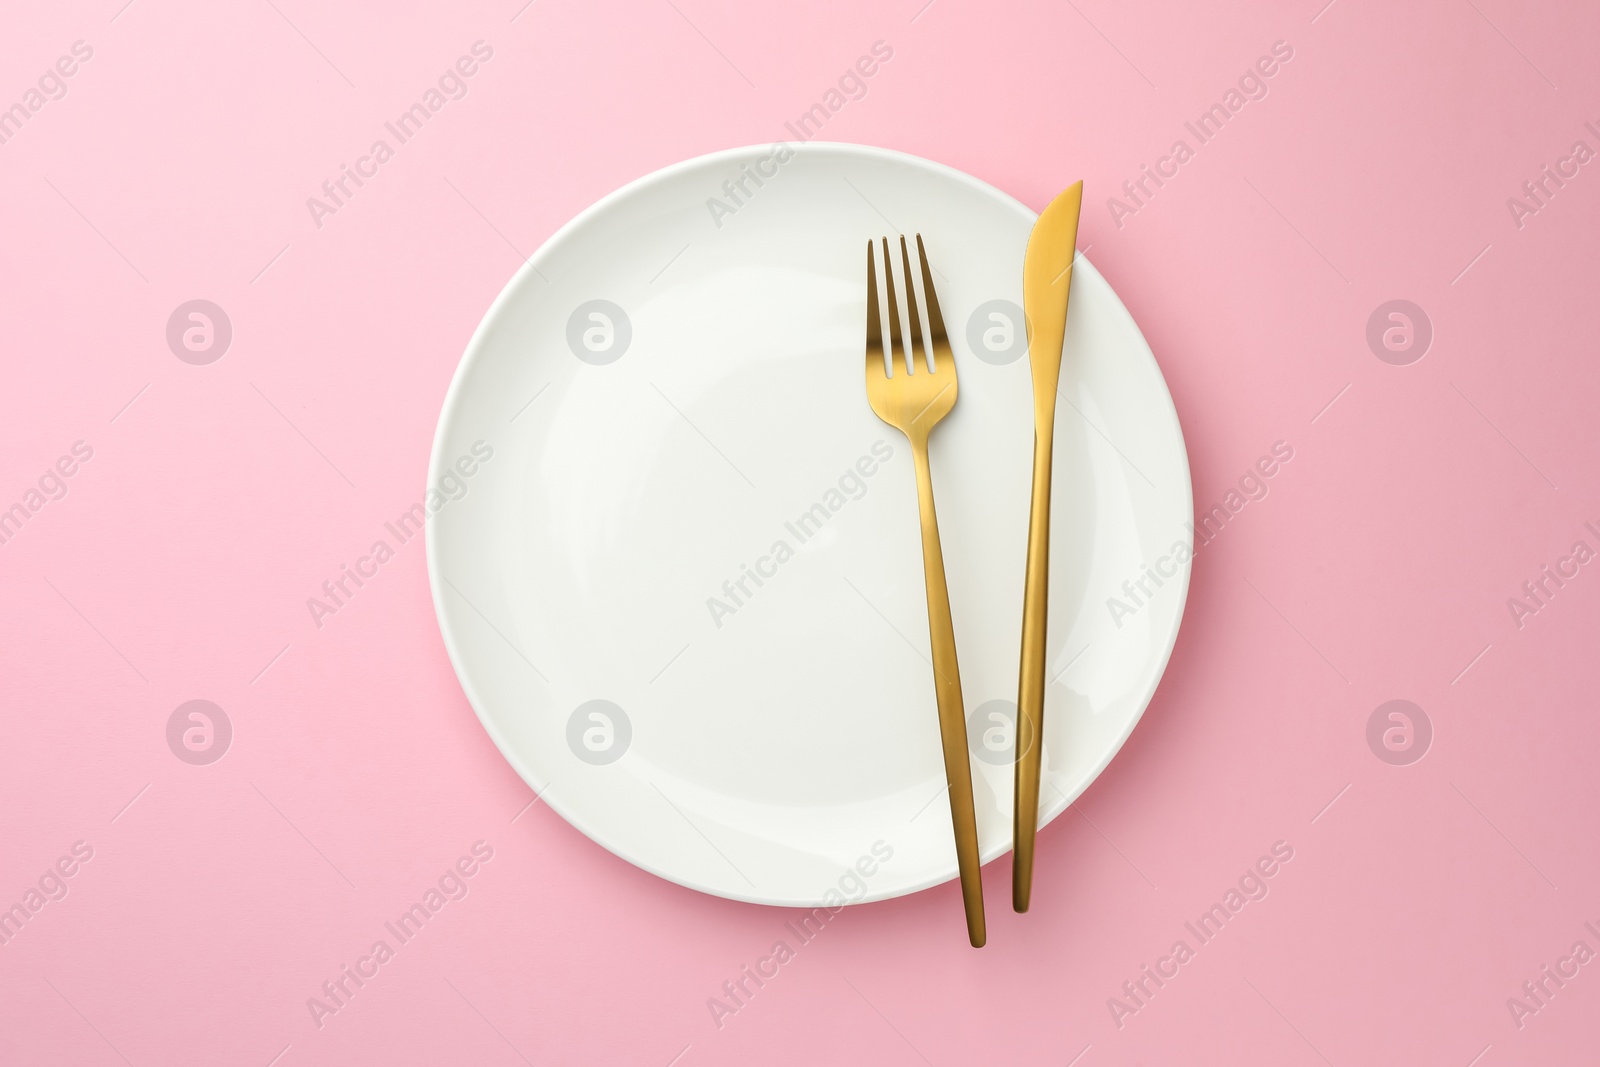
[428,143,1191,908]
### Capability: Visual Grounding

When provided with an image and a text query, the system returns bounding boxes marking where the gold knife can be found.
[1013,182,1083,913]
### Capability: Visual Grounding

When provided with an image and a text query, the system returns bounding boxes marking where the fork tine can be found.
[898,236,926,371]
[865,240,886,376]
[915,234,949,350]
[882,237,907,374]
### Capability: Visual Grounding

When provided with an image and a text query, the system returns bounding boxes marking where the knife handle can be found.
[1013,421,1053,912]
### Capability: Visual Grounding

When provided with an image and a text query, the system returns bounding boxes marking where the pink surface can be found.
[3,0,1598,1064]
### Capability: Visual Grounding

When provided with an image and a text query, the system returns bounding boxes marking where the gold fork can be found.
[862,235,985,947]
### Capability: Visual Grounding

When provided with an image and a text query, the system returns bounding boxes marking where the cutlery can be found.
[1013,183,1083,913]
[862,235,985,947]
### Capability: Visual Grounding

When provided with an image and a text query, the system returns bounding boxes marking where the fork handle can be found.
[1013,423,1053,912]
[909,434,986,947]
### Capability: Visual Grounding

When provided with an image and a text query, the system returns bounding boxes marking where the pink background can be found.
[4,0,1599,1063]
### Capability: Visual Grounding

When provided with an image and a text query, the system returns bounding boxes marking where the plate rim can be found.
[426,140,1193,908]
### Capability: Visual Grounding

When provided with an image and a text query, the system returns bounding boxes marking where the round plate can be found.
[428,143,1191,907]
